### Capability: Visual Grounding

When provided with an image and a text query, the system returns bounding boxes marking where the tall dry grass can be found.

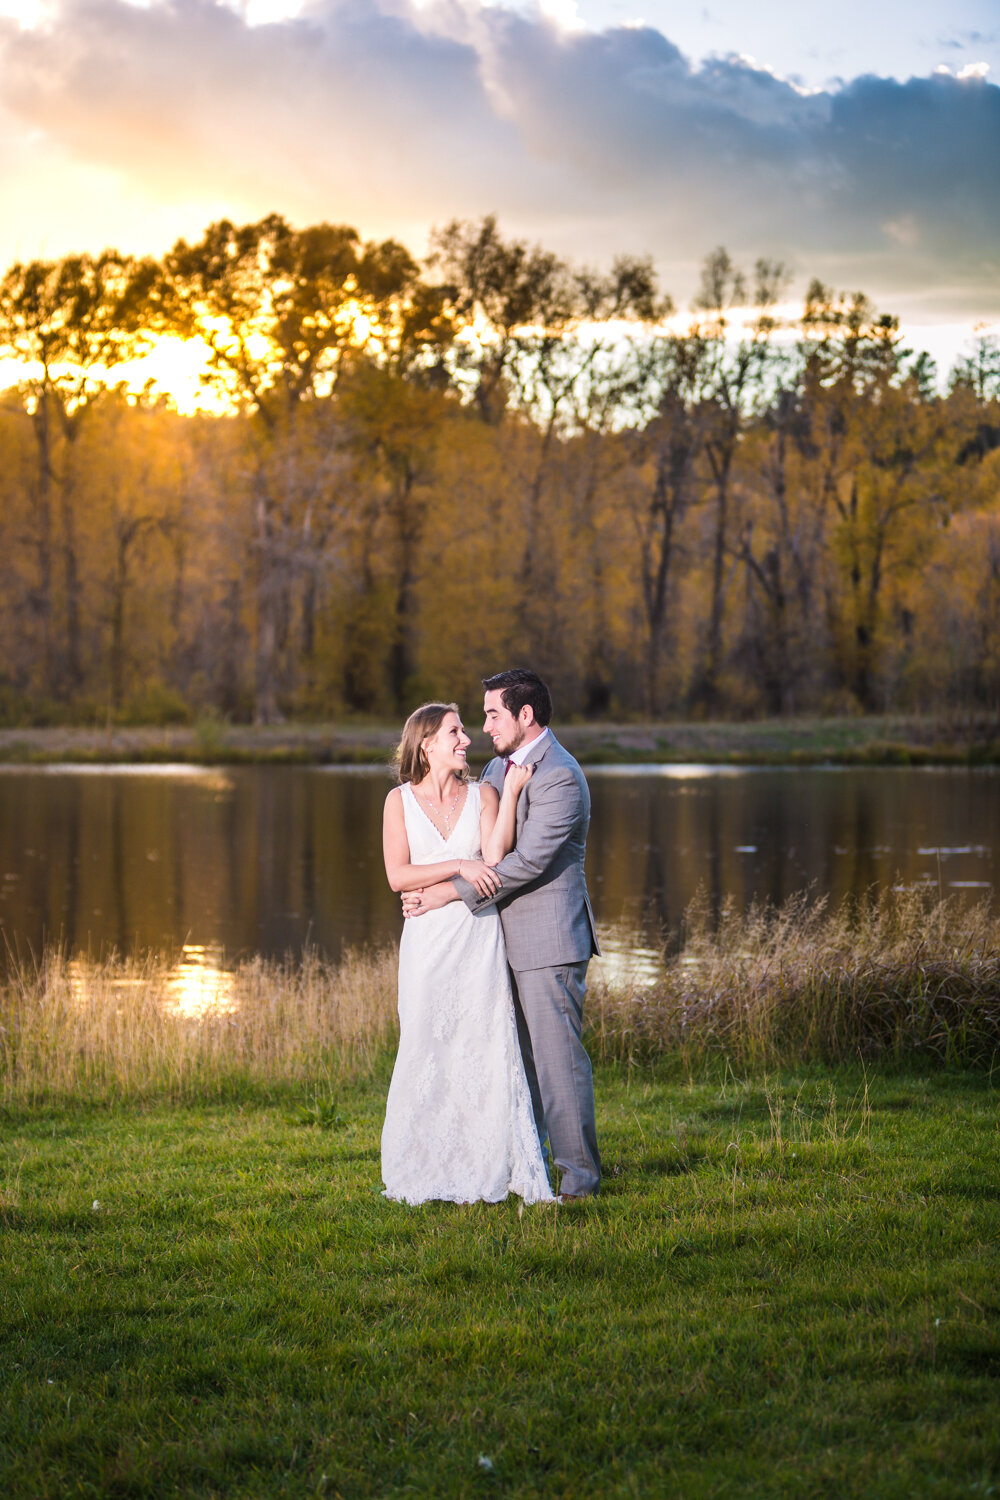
[2,890,998,1105]
[0,946,399,1105]
[589,887,1000,1071]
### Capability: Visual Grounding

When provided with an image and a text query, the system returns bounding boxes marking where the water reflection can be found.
[65,958,140,1004]
[0,763,996,965]
[166,945,236,1018]
[65,944,235,1018]
[593,927,666,989]
[584,763,998,937]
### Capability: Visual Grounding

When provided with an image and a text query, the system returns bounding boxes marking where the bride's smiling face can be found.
[422,711,470,775]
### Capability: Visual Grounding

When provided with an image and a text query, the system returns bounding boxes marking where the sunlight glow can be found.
[66,946,237,1021]
[166,945,237,1019]
[0,335,232,416]
[0,0,46,26]
[0,292,413,416]
[0,297,987,417]
[114,334,230,415]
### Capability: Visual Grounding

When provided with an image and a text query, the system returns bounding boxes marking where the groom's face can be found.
[483,689,528,757]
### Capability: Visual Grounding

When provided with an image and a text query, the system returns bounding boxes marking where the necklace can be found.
[414,781,464,836]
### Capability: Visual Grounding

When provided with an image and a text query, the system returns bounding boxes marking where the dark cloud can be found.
[1,0,998,317]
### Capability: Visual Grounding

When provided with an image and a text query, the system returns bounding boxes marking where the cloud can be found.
[1,1,518,214]
[1,0,998,319]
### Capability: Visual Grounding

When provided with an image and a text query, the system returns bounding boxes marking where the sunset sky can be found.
[1,0,998,369]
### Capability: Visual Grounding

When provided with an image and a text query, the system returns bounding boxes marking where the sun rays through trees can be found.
[1,215,998,726]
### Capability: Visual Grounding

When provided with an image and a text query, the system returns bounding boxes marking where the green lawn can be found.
[2,1063,998,1498]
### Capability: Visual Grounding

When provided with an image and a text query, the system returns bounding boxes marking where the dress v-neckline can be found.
[406,780,471,845]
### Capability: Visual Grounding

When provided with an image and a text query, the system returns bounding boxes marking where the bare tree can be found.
[689,249,788,711]
[430,215,666,681]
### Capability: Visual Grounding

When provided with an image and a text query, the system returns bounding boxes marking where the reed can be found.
[590,886,1000,1071]
[2,890,998,1105]
[0,944,398,1105]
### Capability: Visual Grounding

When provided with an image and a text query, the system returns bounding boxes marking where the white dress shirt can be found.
[507,727,549,768]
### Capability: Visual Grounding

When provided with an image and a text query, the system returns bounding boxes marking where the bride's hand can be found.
[403,885,451,917]
[504,762,534,796]
[458,860,502,897]
[401,889,423,918]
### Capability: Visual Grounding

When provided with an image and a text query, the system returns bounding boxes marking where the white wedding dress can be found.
[381,781,554,1205]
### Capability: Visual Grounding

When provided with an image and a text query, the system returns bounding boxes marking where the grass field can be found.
[1,1065,998,1498]
[2,894,998,1496]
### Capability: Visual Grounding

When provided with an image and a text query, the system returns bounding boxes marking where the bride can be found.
[381,701,554,1205]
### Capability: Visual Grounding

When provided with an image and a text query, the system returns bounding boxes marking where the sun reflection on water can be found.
[65,945,236,1019]
[166,946,236,1018]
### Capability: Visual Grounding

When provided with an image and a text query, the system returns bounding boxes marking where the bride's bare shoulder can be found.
[479,781,499,807]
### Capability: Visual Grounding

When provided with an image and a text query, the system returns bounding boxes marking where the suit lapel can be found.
[515,732,558,833]
[530,731,558,768]
[483,733,560,834]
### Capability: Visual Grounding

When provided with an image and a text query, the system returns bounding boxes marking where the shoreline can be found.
[0,713,998,767]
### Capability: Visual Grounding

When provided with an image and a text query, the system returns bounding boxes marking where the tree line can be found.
[1,213,998,726]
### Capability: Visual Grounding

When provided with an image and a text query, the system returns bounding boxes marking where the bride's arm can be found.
[480,764,533,865]
[382,789,499,896]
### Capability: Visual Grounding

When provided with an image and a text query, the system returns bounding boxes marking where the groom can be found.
[403,668,601,1201]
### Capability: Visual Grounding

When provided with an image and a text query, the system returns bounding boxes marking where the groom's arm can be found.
[453,767,581,913]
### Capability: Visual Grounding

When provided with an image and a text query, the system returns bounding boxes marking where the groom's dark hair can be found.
[483,668,552,727]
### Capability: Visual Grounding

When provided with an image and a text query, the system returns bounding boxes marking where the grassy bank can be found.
[1,711,999,766]
[2,892,997,1109]
[1,1066,997,1498]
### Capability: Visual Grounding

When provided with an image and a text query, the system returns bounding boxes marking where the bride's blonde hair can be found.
[395,702,466,785]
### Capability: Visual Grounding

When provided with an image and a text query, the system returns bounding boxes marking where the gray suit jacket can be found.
[453,732,600,972]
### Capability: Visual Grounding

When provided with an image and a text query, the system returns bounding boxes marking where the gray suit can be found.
[453,732,601,1196]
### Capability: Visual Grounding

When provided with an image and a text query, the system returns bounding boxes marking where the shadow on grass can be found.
[640,1152,710,1179]
[697,1099,773,1124]
[4,1209,102,1235]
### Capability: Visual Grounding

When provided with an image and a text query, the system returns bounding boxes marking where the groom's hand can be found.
[401,882,459,918]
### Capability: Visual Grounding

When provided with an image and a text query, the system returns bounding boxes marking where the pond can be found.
[0,763,995,973]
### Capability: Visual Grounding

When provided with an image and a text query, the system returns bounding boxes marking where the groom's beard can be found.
[490,728,525,758]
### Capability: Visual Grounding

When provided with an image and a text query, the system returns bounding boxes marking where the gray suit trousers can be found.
[510,958,601,1198]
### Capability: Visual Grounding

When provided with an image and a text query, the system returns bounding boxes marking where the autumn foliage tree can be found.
[0,217,994,726]
[0,252,159,698]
